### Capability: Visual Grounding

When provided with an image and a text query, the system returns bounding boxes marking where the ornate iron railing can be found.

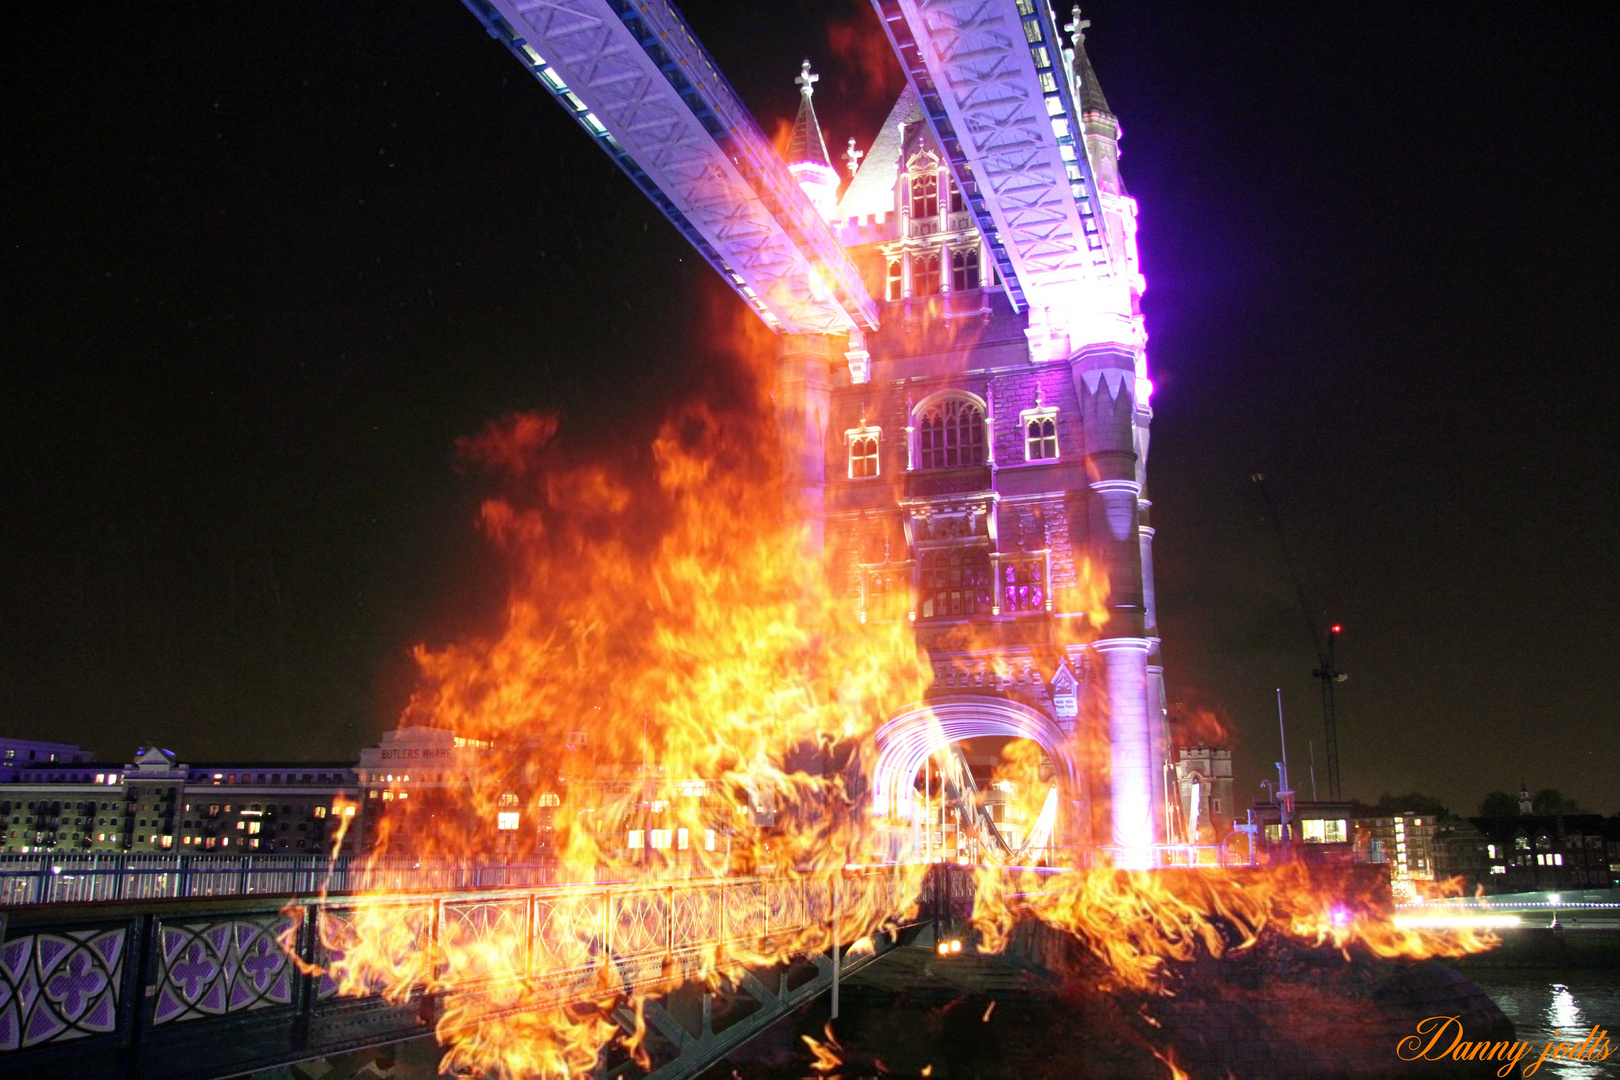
[0,865,923,1079]
[0,853,607,907]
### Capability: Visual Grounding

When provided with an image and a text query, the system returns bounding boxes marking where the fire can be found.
[802,1021,847,1074]
[307,302,932,1075]
[967,861,1500,998]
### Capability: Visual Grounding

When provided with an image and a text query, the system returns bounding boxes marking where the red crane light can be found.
[1331,624,1342,634]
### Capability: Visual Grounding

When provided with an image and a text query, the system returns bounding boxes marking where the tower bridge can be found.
[0,0,1180,1074]
[462,0,1168,869]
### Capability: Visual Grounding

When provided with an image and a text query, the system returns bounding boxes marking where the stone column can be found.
[1094,637,1154,867]
[776,333,833,566]
[1071,342,1155,865]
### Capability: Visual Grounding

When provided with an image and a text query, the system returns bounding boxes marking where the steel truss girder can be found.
[872,0,1112,313]
[632,930,909,1080]
[462,0,879,336]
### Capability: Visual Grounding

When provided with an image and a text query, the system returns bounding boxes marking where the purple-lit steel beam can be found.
[464,0,879,336]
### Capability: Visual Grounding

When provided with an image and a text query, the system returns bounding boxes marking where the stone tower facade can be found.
[778,30,1167,865]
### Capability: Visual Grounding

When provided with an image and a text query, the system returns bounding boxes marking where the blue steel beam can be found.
[463,0,880,336]
[871,0,1114,316]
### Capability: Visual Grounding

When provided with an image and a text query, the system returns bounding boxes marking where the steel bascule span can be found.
[872,0,1121,333]
[463,0,880,336]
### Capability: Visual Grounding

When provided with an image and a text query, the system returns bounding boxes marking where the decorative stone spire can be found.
[844,137,864,178]
[1065,7,1114,118]
[785,60,840,219]
[787,61,834,169]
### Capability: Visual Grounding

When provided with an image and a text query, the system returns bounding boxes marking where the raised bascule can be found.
[461,0,1167,868]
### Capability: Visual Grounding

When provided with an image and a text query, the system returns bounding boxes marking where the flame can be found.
[307,301,934,1075]
[967,862,1500,998]
[826,10,907,109]
[1168,701,1235,749]
[802,1021,847,1074]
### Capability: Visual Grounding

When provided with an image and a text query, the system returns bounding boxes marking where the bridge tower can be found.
[460,0,1167,866]
[819,15,1165,867]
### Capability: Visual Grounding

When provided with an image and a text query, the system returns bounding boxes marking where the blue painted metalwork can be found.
[461,0,879,336]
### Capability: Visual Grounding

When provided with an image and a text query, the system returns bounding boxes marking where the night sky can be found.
[3,2,1615,815]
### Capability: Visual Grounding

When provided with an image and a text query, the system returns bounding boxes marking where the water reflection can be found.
[1468,969,1620,1079]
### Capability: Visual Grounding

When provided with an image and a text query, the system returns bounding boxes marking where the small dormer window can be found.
[1020,405,1059,460]
[847,427,881,479]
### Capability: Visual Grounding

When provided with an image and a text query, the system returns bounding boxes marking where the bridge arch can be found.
[869,696,1084,858]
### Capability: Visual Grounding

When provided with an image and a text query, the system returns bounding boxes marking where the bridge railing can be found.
[0,852,601,907]
[0,864,923,1079]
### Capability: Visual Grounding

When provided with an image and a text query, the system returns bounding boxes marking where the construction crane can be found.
[1251,473,1348,801]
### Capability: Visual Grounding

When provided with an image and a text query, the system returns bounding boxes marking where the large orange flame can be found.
[300,293,1499,1076]
[310,303,935,1075]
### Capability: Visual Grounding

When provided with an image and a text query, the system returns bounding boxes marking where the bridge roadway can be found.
[0,865,954,1080]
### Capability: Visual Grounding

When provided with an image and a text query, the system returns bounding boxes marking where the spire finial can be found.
[795,60,819,99]
[845,137,864,177]
[1064,6,1090,49]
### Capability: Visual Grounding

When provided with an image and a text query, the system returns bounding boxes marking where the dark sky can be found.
[3,2,1615,815]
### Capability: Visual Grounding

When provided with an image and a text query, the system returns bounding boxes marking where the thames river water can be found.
[1467,968,1620,1079]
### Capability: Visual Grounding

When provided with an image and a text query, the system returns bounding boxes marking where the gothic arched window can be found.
[917,397,986,469]
[951,248,980,291]
[910,172,938,220]
[848,433,879,478]
[913,253,940,296]
[1025,416,1057,460]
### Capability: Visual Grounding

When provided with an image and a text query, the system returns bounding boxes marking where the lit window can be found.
[1302,819,1348,843]
[705,829,716,852]
[628,830,645,849]
[917,397,985,469]
[1001,558,1046,612]
[910,172,938,220]
[919,547,992,620]
[848,430,880,479]
[886,258,902,301]
[913,253,940,296]
[539,793,561,807]
[678,827,689,850]
[948,179,964,215]
[497,811,520,831]
[951,248,980,291]
[314,806,327,818]
[1021,408,1058,460]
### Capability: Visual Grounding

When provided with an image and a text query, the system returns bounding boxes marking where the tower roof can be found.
[786,60,833,167]
[834,83,922,221]
[1066,9,1114,118]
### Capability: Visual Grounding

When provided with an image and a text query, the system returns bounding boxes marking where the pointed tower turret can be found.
[787,61,840,220]
[1066,8,1113,119]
